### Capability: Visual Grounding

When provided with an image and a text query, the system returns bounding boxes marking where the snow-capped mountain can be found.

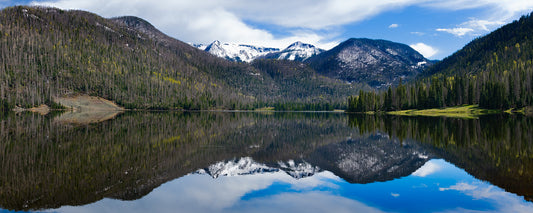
[306,133,432,184]
[262,41,324,61]
[307,38,433,87]
[203,40,279,63]
[192,41,323,62]
[195,157,321,179]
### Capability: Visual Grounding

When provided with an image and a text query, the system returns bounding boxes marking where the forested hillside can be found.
[251,59,362,110]
[0,6,357,111]
[347,12,533,112]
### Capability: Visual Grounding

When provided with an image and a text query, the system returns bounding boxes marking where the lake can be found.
[0,111,532,213]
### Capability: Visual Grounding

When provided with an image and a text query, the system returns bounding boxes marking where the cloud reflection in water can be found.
[48,159,533,213]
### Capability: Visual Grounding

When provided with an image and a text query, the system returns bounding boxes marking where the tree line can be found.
[348,67,533,112]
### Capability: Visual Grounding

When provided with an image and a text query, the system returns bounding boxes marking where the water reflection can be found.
[347,114,533,201]
[0,111,532,212]
[0,112,352,211]
[49,159,533,213]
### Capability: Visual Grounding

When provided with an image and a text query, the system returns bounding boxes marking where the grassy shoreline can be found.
[385,105,503,119]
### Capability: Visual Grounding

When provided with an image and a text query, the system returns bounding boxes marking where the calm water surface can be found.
[0,111,532,213]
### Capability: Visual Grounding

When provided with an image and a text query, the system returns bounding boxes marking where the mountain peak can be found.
[260,41,324,61]
[111,15,182,47]
[211,40,222,46]
[307,38,432,87]
[113,16,154,29]
[287,41,304,48]
[202,41,279,62]
[286,41,315,49]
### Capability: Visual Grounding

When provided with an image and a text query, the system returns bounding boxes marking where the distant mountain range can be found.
[193,40,323,62]
[193,38,432,87]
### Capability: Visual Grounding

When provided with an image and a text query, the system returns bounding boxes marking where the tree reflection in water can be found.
[0,111,531,211]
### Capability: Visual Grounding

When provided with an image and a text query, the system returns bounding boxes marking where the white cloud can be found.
[30,0,348,49]
[436,27,474,37]
[436,18,505,37]
[410,43,439,59]
[462,19,505,31]
[390,193,400,197]
[388,24,399,28]
[26,0,533,50]
[226,0,421,30]
[430,0,533,37]
[439,182,477,192]
[423,0,533,15]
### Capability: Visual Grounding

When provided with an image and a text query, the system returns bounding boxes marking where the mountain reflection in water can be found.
[51,159,533,213]
[0,111,532,212]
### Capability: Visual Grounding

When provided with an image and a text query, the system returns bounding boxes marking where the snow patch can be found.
[95,22,116,33]
[386,48,398,56]
[278,160,321,179]
[196,157,320,179]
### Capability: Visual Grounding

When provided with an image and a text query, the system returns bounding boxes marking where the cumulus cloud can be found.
[388,24,399,28]
[28,0,420,48]
[410,43,439,59]
[26,0,533,50]
[30,0,351,49]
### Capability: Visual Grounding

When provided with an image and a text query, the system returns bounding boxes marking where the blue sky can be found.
[2,0,533,59]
